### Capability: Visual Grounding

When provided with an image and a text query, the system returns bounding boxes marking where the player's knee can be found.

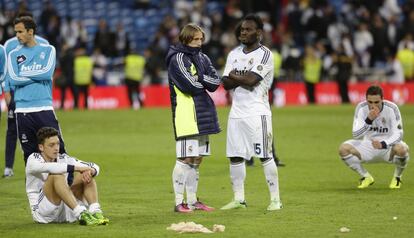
[259,157,272,163]
[393,144,408,157]
[177,158,190,164]
[229,157,244,164]
[48,173,66,182]
[338,143,351,157]
[194,157,203,165]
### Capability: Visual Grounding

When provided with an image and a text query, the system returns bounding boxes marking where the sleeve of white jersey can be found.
[26,153,68,174]
[68,156,100,177]
[250,48,273,79]
[384,104,403,146]
[222,51,234,77]
[352,103,370,139]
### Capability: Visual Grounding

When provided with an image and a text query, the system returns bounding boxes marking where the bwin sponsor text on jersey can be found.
[369,126,389,133]
[21,62,42,72]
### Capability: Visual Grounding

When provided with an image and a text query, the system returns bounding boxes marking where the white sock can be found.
[172,160,190,205]
[230,162,246,202]
[393,155,409,178]
[262,159,280,201]
[74,205,87,218]
[341,154,369,177]
[88,202,102,214]
[186,164,199,205]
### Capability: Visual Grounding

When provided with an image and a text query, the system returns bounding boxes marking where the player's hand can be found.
[81,169,93,184]
[368,106,380,120]
[76,167,94,184]
[371,140,382,149]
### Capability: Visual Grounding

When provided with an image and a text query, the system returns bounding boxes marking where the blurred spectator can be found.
[91,48,108,86]
[269,46,283,105]
[60,16,79,49]
[353,22,373,68]
[45,14,60,52]
[39,1,58,34]
[56,42,76,109]
[124,50,146,109]
[396,41,414,81]
[386,14,402,53]
[94,19,116,57]
[397,33,414,51]
[332,43,353,103]
[369,14,389,67]
[302,44,322,104]
[74,47,93,109]
[144,47,163,84]
[285,0,306,47]
[0,9,15,44]
[384,52,404,84]
[115,23,130,57]
[402,8,414,37]
[281,31,302,81]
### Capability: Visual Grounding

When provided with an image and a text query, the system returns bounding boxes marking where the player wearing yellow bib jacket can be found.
[166,23,221,213]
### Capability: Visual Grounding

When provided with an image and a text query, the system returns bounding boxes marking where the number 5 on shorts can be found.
[254,143,261,155]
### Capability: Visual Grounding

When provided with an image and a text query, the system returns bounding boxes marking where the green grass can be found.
[0,105,413,237]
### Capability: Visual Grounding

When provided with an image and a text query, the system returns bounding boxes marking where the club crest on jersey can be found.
[40,52,46,59]
[21,133,28,143]
[381,118,386,124]
[17,55,26,64]
[248,58,254,65]
[257,65,263,71]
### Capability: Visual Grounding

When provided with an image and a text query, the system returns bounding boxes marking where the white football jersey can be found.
[223,44,274,118]
[25,153,100,210]
[352,100,404,146]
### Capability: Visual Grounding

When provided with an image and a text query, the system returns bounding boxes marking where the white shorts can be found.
[344,139,409,163]
[176,135,210,158]
[226,115,273,159]
[31,190,77,223]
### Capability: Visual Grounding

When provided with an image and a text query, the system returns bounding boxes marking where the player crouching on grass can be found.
[339,85,410,189]
[25,127,109,225]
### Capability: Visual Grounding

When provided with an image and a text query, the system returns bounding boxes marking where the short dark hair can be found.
[37,127,59,145]
[366,85,383,98]
[178,23,205,45]
[243,14,264,30]
[14,16,37,34]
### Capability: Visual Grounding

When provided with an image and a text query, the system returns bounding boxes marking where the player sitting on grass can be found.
[25,127,109,225]
[339,85,410,189]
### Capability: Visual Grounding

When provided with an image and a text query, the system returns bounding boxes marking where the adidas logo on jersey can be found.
[21,62,42,72]
[17,55,26,64]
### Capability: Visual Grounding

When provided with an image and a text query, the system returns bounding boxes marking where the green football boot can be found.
[357,176,374,189]
[93,212,110,225]
[79,211,101,226]
[389,177,402,189]
[267,199,283,211]
[220,200,247,210]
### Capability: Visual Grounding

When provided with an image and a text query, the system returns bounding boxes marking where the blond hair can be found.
[178,23,205,45]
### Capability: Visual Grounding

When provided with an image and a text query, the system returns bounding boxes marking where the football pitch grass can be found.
[0,105,413,237]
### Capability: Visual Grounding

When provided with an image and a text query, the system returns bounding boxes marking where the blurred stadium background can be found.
[1,0,413,109]
[1,1,414,237]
